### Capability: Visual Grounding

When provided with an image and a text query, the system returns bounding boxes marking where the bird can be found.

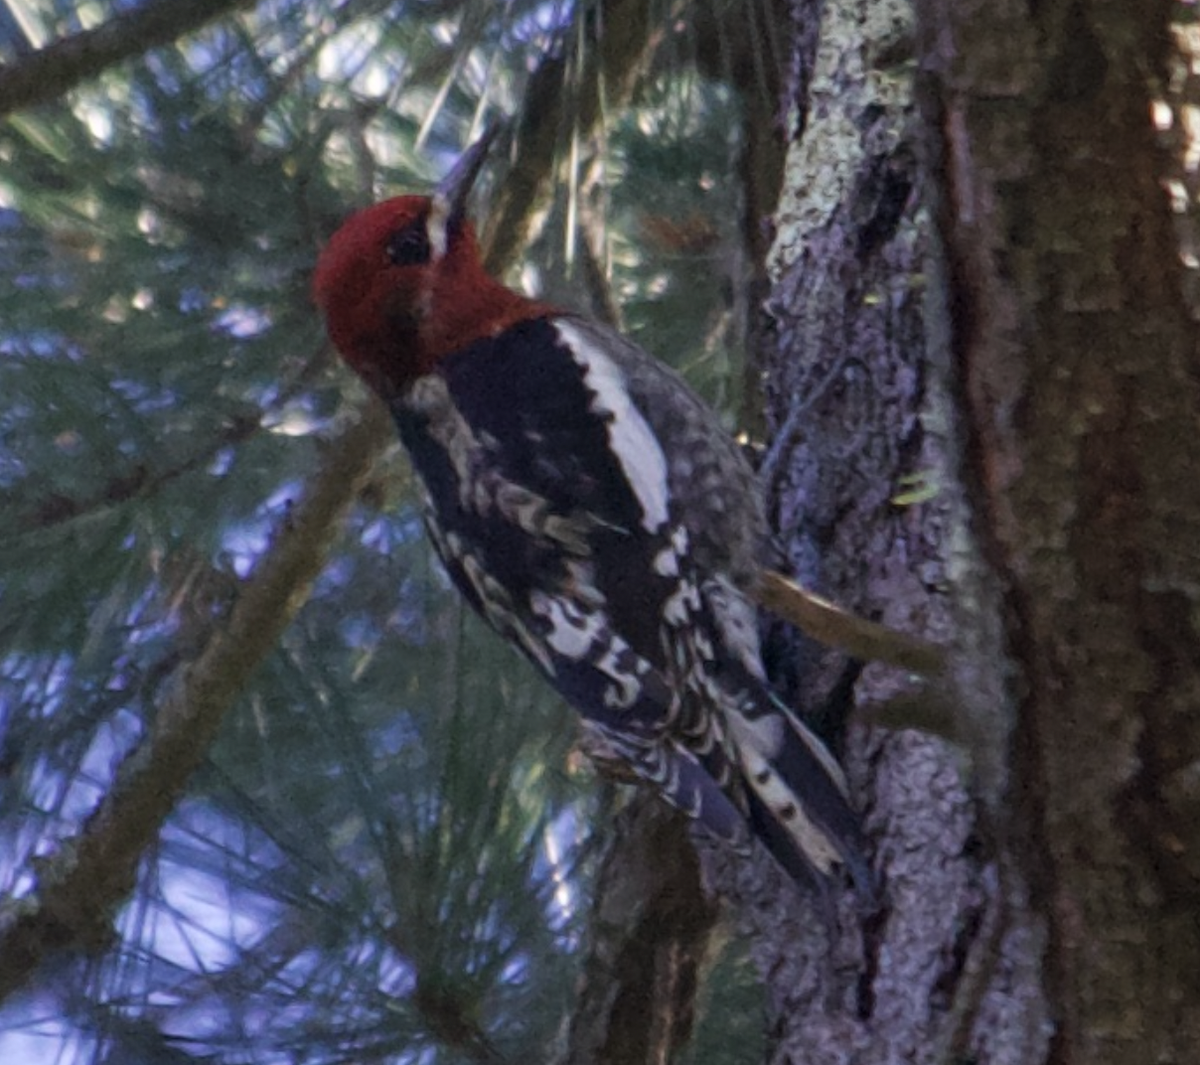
[312,133,873,901]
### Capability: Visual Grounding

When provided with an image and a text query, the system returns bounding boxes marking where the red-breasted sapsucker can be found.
[313,136,872,900]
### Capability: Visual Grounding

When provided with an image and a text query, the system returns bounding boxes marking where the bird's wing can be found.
[397,314,689,669]
[391,314,757,843]
[394,315,873,893]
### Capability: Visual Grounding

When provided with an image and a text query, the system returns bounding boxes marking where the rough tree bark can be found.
[755,0,1048,1061]
[916,0,1200,1062]
[753,0,1200,1062]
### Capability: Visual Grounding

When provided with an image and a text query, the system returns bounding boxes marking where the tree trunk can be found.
[916,0,1200,1061]
[757,0,1200,1061]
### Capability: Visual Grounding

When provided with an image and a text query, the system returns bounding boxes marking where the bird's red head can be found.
[314,181,552,402]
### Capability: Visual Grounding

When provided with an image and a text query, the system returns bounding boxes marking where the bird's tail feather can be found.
[728,688,877,906]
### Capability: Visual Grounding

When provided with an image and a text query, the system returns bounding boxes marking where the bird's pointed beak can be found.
[429,122,505,256]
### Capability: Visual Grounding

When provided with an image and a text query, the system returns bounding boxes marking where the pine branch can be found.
[17,344,327,531]
[482,0,659,273]
[561,794,718,1065]
[0,0,254,118]
[19,409,261,530]
[0,7,632,1006]
[0,403,389,1004]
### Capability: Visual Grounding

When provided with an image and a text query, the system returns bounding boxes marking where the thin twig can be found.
[754,569,946,676]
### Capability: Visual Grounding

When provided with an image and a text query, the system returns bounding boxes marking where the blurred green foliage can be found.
[0,1,764,1061]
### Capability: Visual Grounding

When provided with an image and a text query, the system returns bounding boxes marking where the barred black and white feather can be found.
[314,179,874,900]
[392,314,873,897]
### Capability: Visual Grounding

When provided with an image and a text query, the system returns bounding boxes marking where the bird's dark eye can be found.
[386,221,431,267]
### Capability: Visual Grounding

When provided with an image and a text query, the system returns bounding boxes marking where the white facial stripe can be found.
[427,196,449,259]
[554,320,669,532]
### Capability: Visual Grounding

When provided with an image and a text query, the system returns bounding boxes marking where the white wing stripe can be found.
[555,319,670,532]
